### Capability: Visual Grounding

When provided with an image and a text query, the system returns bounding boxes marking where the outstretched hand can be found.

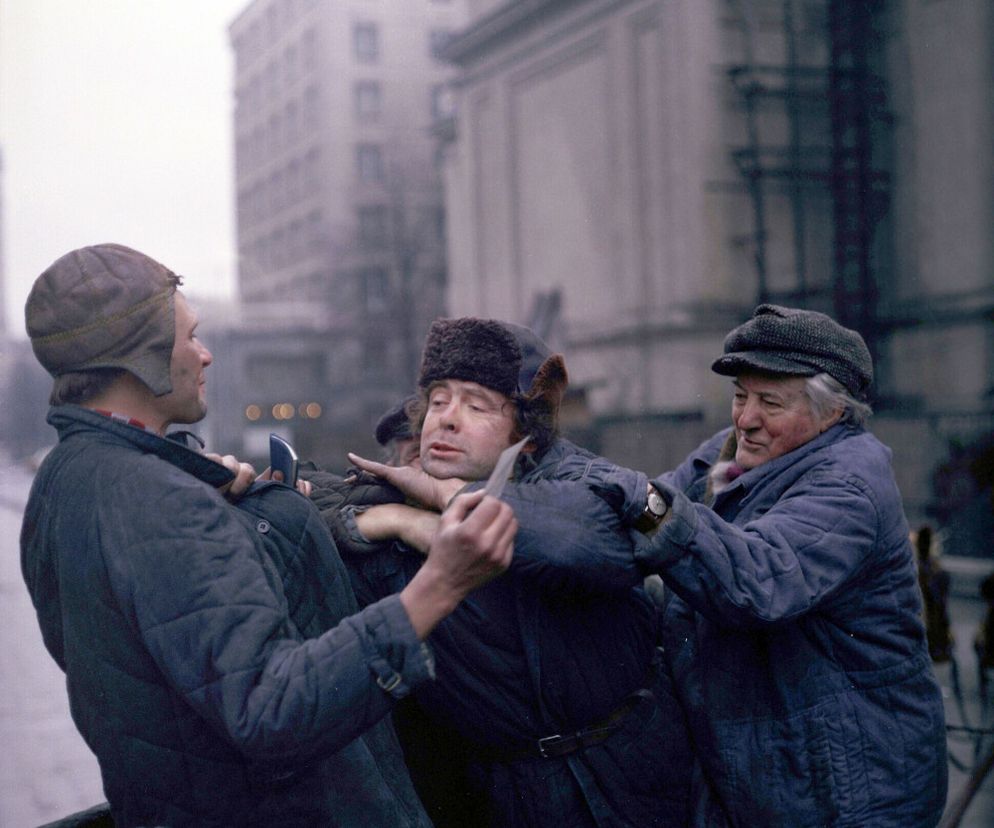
[347,452,465,511]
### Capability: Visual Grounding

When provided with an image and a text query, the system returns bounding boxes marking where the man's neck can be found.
[85,375,168,435]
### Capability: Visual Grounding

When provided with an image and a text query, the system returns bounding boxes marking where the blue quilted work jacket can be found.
[20,406,433,827]
[635,425,947,827]
[336,438,694,827]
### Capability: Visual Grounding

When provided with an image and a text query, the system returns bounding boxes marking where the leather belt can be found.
[485,687,654,763]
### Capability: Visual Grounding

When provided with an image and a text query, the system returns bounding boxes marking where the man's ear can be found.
[524,354,568,414]
[820,407,845,432]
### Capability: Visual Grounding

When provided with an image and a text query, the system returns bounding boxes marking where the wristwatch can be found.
[634,484,668,534]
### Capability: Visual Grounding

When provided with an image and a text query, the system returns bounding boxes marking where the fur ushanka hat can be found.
[417,317,568,418]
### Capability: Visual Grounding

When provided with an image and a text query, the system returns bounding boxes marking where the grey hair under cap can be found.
[25,244,181,395]
[711,303,873,400]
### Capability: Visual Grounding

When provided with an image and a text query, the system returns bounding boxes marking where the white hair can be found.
[804,372,872,428]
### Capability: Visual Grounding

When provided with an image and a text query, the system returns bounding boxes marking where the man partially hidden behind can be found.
[19,244,515,827]
[339,318,692,827]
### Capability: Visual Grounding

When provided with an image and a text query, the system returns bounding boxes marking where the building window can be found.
[429,29,451,58]
[304,146,321,194]
[359,267,389,313]
[356,143,384,183]
[308,209,325,254]
[284,44,298,85]
[353,22,379,63]
[430,83,453,120]
[362,337,387,371]
[285,100,299,144]
[354,80,382,120]
[357,205,388,248]
[303,84,320,130]
[302,28,317,71]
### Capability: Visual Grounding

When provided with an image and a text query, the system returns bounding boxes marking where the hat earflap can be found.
[522,354,568,419]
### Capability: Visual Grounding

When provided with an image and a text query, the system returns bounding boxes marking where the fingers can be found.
[296,478,313,497]
[441,489,485,523]
[206,453,256,499]
[347,453,391,480]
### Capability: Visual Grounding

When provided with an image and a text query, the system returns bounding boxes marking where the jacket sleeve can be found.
[102,458,433,764]
[476,479,644,595]
[634,469,880,628]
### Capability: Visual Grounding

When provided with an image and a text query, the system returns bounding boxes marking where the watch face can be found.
[647,488,666,517]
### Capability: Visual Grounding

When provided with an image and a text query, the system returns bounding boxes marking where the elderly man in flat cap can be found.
[19,244,516,827]
[625,304,947,827]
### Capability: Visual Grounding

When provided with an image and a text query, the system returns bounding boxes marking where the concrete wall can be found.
[442,0,994,553]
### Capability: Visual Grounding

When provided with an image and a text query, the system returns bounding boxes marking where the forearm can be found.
[634,478,877,626]
[354,503,439,553]
[398,566,461,638]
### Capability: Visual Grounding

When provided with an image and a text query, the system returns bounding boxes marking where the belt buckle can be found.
[537,733,564,758]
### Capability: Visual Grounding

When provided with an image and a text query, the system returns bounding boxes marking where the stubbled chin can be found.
[735,447,761,470]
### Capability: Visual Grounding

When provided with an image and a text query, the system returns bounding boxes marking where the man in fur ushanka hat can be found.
[342,317,692,827]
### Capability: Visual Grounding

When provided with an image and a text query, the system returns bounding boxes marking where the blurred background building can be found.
[218,0,992,554]
[218,0,467,463]
[436,0,993,555]
[8,0,985,555]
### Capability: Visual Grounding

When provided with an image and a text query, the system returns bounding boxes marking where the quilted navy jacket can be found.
[636,424,947,827]
[20,406,433,827]
[334,438,694,827]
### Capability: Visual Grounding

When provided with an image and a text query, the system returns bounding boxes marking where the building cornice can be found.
[441,0,588,65]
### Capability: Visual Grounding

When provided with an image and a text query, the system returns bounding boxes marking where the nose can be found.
[437,398,461,430]
[735,395,762,430]
[200,342,213,367]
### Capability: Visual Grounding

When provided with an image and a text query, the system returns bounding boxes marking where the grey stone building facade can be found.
[439,0,993,552]
[226,0,465,459]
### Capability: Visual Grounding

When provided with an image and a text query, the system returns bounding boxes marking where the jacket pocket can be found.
[715,694,869,827]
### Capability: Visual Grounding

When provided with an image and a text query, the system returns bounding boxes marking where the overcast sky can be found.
[1,0,249,336]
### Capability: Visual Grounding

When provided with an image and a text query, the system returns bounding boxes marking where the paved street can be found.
[1,451,992,826]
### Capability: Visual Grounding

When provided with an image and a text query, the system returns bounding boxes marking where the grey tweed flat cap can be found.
[711,304,873,400]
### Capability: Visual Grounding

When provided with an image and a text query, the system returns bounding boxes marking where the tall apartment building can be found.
[226,0,466,459]
[440,0,994,551]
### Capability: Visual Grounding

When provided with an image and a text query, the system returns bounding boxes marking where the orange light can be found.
[305,402,322,418]
[245,404,261,421]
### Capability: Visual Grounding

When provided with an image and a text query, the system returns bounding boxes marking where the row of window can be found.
[355,22,453,63]
[242,210,327,273]
[238,18,452,76]
[238,79,450,157]
[238,149,323,227]
[236,88,321,168]
[237,28,318,113]
[237,139,390,230]
[357,204,446,249]
[233,0,320,69]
